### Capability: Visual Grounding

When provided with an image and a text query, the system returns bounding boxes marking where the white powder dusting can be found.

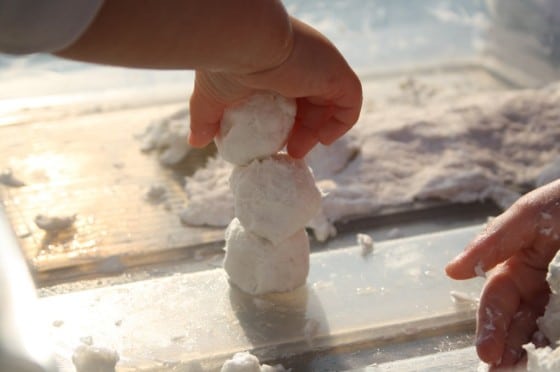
[173,84,560,240]
[215,93,296,166]
[474,262,487,278]
[34,214,76,232]
[221,352,289,372]
[72,342,119,372]
[223,218,309,295]
[356,233,374,256]
[139,108,191,166]
[0,168,25,187]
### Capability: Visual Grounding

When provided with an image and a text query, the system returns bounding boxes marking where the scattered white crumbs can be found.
[34,214,76,232]
[357,233,374,256]
[0,168,25,187]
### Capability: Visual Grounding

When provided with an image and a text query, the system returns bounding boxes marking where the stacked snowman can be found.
[215,93,322,295]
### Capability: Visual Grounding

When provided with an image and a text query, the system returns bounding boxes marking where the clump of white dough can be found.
[72,343,119,372]
[220,351,288,372]
[218,93,321,295]
[223,218,310,295]
[215,93,296,166]
[524,250,560,371]
[230,154,322,244]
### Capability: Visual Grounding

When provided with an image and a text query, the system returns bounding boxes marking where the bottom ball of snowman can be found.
[223,218,310,295]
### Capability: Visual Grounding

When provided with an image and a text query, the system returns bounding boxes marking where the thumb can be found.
[188,80,225,148]
[188,71,255,147]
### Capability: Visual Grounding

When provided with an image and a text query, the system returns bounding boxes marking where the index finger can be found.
[445,198,538,280]
[446,180,560,279]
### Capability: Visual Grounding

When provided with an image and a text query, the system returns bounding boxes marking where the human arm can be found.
[56,0,362,158]
[445,180,560,368]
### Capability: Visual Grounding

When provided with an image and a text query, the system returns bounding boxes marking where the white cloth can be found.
[0,0,104,54]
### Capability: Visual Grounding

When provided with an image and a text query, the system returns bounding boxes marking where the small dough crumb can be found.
[356,233,374,256]
[387,227,402,239]
[51,320,64,327]
[34,214,76,232]
[221,352,289,372]
[450,290,479,304]
[145,183,167,203]
[304,319,320,345]
[0,168,25,187]
[72,343,119,372]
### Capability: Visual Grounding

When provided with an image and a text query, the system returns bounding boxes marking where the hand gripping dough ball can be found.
[223,218,310,295]
[215,92,297,165]
[229,154,322,244]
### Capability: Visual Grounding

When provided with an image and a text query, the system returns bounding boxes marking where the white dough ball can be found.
[223,218,310,295]
[230,154,322,244]
[215,93,296,165]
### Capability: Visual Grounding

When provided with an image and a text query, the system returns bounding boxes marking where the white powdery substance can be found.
[175,85,560,239]
[223,218,309,295]
[34,214,76,232]
[139,108,191,165]
[230,154,322,245]
[72,344,119,372]
[221,352,289,372]
[215,93,296,165]
[180,156,234,227]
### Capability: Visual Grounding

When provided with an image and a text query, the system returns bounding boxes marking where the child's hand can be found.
[188,18,362,159]
[446,180,560,368]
